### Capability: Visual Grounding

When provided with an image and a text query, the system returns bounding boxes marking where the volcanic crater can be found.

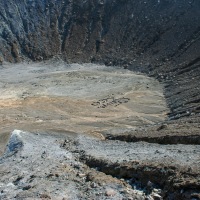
[0,0,200,200]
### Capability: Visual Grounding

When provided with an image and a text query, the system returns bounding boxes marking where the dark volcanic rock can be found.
[0,0,199,65]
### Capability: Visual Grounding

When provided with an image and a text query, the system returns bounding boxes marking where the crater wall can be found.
[0,0,199,118]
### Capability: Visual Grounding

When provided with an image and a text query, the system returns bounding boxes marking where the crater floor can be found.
[0,61,168,153]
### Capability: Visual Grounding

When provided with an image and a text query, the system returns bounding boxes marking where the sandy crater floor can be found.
[0,61,168,153]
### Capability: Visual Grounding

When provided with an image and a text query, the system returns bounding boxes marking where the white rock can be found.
[6,183,15,187]
[151,193,162,200]
[105,188,116,196]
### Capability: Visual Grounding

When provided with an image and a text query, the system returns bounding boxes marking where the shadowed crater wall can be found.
[0,0,199,119]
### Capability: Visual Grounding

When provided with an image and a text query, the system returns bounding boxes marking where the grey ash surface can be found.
[0,130,156,200]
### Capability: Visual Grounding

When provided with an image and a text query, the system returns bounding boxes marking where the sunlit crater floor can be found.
[0,60,169,154]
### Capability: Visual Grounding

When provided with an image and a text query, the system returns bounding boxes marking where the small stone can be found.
[90,182,97,188]
[147,181,153,187]
[157,124,167,131]
[151,193,162,200]
[6,183,15,187]
[22,185,31,190]
[40,194,51,199]
[78,173,86,178]
[153,188,162,194]
[105,188,116,196]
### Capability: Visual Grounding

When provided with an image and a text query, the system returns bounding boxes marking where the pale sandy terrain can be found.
[0,61,168,154]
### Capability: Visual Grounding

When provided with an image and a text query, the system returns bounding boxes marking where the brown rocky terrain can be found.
[0,0,200,199]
